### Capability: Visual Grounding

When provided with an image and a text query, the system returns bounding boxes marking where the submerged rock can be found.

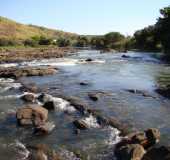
[79,81,89,86]
[20,83,39,93]
[122,55,131,58]
[73,119,89,130]
[85,58,93,62]
[16,105,48,126]
[88,92,100,101]
[34,122,55,136]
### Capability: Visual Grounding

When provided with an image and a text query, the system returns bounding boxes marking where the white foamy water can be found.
[39,94,76,112]
[10,141,30,160]
[0,63,18,68]
[21,58,79,67]
[59,149,81,160]
[0,94,22,100]
[104,126,121,146]
[81,115,100,128]
[0,78,22,93]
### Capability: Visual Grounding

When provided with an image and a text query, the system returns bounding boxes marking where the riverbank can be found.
[0,46,76,63]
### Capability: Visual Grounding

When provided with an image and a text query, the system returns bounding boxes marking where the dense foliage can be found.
[156,6,170,56]
[133,6,170,58]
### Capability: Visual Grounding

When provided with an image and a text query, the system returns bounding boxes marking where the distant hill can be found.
[0,16,77,42]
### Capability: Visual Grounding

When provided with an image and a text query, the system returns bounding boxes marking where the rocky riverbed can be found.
[0,50,170,160]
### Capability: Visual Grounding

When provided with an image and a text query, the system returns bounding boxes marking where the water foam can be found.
[0,78,22,93]
[81,115,100,128]
[39,94,76,112]
[21,58,78,67]
[0,63,18,68]
[104,126,121,146]
[10,140,30,160]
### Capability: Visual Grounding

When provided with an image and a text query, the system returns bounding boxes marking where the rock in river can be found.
[21,94,36,103]
[16,105,48,126]
[73,119,89,130]
[34,122,55,136]
[115,144,145,160]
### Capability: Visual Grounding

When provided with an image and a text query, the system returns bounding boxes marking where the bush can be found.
[38,36,52,45]
[24,39,38,47]
[0,38,18,46]
[57,38,71,47]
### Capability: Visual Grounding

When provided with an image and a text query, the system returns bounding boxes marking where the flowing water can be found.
[0,50,170,160]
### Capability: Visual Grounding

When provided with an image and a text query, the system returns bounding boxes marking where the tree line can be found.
[0,6,169,59]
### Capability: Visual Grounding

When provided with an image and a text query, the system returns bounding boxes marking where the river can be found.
[0,50,170,160]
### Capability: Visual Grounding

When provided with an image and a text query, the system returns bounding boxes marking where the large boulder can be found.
[115,144,145,160]
[43,101,55,110]
[142,146,170,160]
[16,105,48,126]
[88,92,100,101]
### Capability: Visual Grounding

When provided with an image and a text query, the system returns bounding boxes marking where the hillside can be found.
[0,16,77,42]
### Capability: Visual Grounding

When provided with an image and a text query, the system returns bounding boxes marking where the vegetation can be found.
[132,6,170,59]
[90,32,127,51]
[156,6,170,57]
[0,6,170,58]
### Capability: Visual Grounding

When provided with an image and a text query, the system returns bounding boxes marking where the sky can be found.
[0,0,169,35]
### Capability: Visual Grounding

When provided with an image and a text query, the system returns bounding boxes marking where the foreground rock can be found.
[16,105,48,126]
[115,128,160,160]
[115,144,145,160]
[88,92,100,101]
[0,66,57,79]
[28,144,61,160]
[142,146,170,160]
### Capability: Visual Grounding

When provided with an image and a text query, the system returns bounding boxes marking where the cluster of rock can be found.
[0,47,76,63]
[14,82,170,159]
[0,66,57,79]
[114,128,170,160]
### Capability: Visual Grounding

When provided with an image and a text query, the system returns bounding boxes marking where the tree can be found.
[156,6,170,56]
[75,36,89,47]
[57,38,71,47]
[38,36,52,45]
[133,25,161,51]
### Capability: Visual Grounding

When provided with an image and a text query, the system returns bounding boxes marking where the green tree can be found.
[75,36,89,47]
[156,6,170,56]
[57,38,71,47]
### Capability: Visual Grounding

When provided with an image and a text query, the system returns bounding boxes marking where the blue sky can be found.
[0,0,169,35]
